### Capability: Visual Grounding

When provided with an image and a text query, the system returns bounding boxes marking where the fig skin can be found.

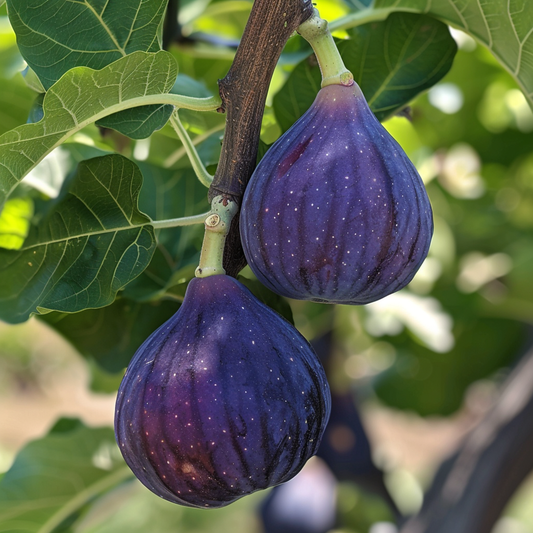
[114,274,331,509]
[240,83,433,305]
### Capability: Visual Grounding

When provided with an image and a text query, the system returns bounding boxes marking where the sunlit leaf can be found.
[7,0,173,138]
[0,196,33,249]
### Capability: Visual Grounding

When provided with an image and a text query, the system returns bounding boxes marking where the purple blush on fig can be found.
[241,83,433,305]
[115,275,331,508]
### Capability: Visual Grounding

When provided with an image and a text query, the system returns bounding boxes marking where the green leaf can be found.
[0,50,178,208]
[373,0,533,107]
[96,104,174,140]
[0,154,156,324]
[374,317,527,416]
[274,13,456,131]
[0,421,132,533]
[6,0,169,90]
[136,163,208,249]
[40,297,180,372]
[347,13,457,118]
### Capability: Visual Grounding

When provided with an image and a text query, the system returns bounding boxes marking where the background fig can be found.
[115,274,331,508]
[241,83,433,305]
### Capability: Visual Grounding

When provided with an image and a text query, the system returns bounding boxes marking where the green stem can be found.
[297,8,354,88]
[164,122,225,168]
[169,111,214,187]
[328,7,397,33]
[195,196,238,278]
[151,211,210,229]
[159,94,222,111]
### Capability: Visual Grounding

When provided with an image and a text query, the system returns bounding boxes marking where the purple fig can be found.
[240,83,433,305]
[115,274,331,508]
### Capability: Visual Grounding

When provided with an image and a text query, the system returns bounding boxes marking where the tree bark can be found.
[208,0,314,277]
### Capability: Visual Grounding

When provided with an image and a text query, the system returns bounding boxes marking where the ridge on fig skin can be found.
[115,275,331,509]
[240,83,433,305]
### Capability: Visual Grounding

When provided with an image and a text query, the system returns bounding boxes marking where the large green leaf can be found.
[0,420,132,533]
[0,154,156,324]
[0,51,178,209]
[355,0,533,108]
[7,0,168,90]
[274,13,456,131]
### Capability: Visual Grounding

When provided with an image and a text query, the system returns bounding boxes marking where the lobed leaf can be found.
[0,154,156,324]
[0,50,178,209]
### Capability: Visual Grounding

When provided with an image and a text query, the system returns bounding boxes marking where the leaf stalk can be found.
[151,211,210,230]
[169,111,214,187]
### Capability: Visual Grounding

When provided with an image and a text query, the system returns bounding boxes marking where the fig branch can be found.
[208,0,315,277]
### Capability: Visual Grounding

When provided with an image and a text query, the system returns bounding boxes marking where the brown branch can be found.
[208,0,314,277]
[400,347,533,533]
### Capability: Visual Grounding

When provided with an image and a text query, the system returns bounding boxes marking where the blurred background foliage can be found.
[1,0,533,532]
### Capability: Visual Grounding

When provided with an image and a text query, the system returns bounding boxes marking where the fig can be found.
[115,274,331,508]
[240,82,433,305]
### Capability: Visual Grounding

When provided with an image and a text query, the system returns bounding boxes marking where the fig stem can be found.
[297,8,354,88]
[151,211,211,229]
[169,111,214,187]
[195,195,239,278]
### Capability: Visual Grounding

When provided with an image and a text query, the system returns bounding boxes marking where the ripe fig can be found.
[240,83,433,305]
[115,274,331,508]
